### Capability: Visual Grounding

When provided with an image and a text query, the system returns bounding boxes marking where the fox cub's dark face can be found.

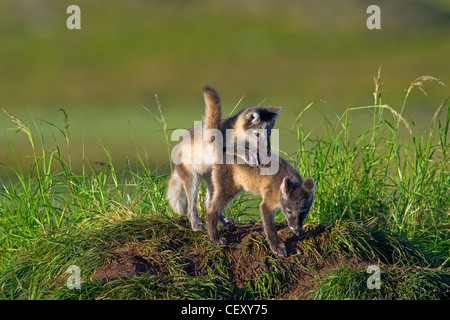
[279,177,315,236]
[240,106,282,157]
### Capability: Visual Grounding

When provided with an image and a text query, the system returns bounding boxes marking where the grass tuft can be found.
[313,265,449,300]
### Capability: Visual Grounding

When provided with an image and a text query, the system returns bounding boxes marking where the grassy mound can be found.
[1,214,447,300]
[0,74,448,299]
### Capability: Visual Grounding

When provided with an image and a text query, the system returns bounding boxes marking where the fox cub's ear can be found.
[302,178,315,195]
[245,111,260,124]
[280,176,293,198]
[266,107,282,119]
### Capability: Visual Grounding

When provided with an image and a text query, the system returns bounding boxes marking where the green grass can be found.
[0,215,231,300]
[1,215,447,300]
[1,1,449,173]
[0,73,449,299]
[291,75,449,256]
[313,265,449,300]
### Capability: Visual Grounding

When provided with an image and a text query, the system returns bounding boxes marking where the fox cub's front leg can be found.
[205,207,228,246]
[260,202,287,257]
[206,183,239,246]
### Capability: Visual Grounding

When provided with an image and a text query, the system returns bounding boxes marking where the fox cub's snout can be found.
[279,177,315,237]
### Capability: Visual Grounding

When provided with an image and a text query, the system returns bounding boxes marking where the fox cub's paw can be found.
[219,217,236,231]
[191,221,205,231]
[270,242,287,257]
[214,236,228,246]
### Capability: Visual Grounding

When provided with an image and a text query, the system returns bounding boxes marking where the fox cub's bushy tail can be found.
[166,86,222,216]
[203,86,222,145]
[167,169,187,216]
[203,86,222,131]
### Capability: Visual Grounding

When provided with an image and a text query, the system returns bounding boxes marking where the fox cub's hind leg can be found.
[202,172,214,211]
[177,165,204,231]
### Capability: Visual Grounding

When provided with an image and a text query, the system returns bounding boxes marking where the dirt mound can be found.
[92,246,165,281]
[91,222,370,298]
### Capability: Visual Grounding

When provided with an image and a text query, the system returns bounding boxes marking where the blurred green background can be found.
[0,0,449,176]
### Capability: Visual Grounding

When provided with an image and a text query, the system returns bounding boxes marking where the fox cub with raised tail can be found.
[206,153,315,257]
[167,86,281,231]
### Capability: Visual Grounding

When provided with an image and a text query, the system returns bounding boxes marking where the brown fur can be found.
[167,86,282,232]
[206,154,315,257]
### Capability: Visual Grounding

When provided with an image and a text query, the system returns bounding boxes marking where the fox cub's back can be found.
[225,155,295,197]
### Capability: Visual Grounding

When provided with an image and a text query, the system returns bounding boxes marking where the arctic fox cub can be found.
[167,86,281,231]
[206,153,315,257]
